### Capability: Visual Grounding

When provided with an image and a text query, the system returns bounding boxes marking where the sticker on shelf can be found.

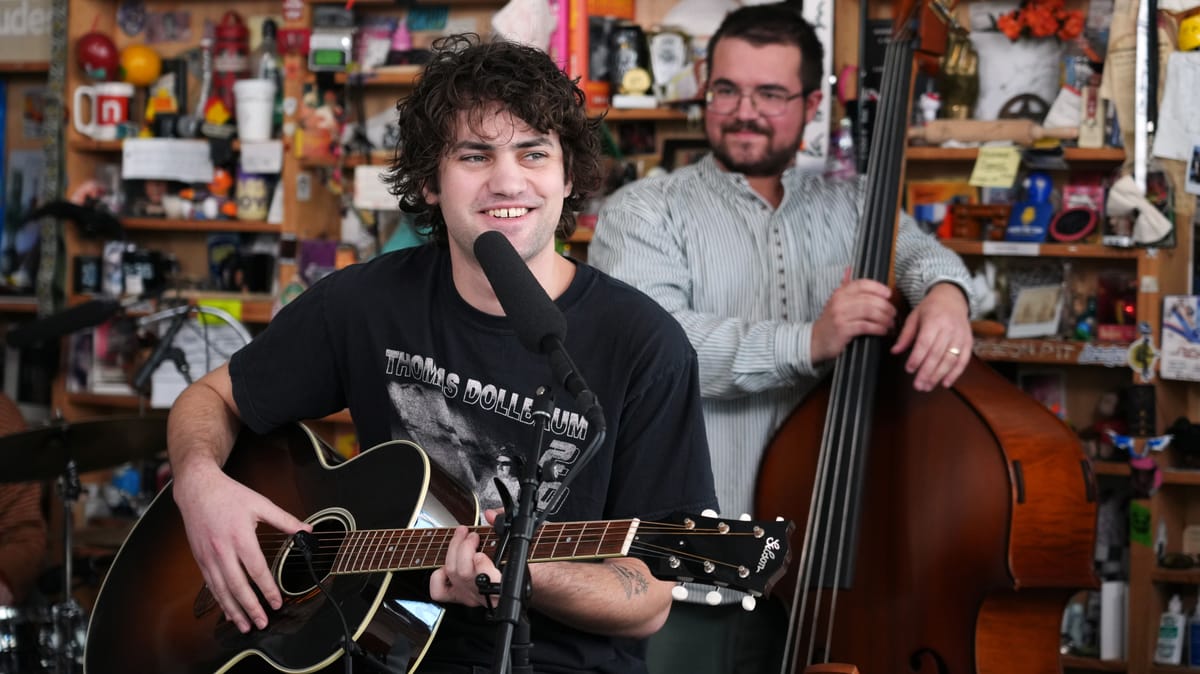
[1160,295,1200,382]
[1127,321,1159,382]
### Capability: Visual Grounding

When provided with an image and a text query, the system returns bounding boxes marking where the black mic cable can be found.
[293,531,356,674]
[292,532,395,674]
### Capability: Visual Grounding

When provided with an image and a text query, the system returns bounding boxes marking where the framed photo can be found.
[1007,284,1064,338]
[661,138,709,172]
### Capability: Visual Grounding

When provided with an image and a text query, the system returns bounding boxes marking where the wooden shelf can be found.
[942,239,1141,259]
[0,61,49,74]
[300,151,393,169]
[1150,666,1200,674]
[1092,461,1131,477]
[67,292,275,324]
[70,139,122,153]
[336,69,421,87]
[567,229,593,244]
[906,146,1126,163]
[69,139,243,153]
[1161,469,1200,487]
[602,108,691,122]
[122,217,282,234]
[0,296,39,313]
[972,337,1131,366]
[1061,655,1126,671]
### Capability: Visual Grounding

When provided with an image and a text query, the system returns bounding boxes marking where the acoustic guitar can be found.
[84,423,791,673]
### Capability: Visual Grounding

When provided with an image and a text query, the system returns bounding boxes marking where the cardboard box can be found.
[0,0,51,62]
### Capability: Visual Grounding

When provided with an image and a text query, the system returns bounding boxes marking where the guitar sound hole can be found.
[278,517,348,596]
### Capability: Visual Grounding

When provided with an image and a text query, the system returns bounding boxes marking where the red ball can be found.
[77,31,119,81]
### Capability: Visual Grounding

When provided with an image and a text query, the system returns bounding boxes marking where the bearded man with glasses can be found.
[591,4,977,673]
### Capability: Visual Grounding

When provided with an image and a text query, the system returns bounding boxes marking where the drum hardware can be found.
[0,416,168,673]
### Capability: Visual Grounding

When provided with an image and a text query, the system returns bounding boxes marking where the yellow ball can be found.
[1181,14,1200,53]
[120,44,162,87]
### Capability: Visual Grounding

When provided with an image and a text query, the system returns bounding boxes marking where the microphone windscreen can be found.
[5,298,123,349]
[473,230,567,354]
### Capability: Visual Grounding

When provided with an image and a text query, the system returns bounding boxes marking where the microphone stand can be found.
[490,385,554,674]
[132,306,191,396]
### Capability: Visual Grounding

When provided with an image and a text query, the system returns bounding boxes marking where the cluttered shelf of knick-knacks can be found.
[65,292,276,325]
[972,337,1131,366]
[942,239,1141,260]
[1061,654,1126,672]
[906,146,1126,163]
[121,217,281,234]
[0,61,48,73]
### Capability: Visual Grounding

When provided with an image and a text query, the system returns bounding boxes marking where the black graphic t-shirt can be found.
[230,244,717,673]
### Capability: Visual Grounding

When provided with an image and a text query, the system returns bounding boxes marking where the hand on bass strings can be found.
[811,268,896,364]
[173,463,312,633]
[891,282,973,392]
[429,509,504,607]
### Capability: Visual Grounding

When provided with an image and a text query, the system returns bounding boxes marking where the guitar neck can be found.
[330,519,640,575]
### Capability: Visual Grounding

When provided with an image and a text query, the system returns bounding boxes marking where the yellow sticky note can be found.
[197,299,243,325]
[968,146,1023,188]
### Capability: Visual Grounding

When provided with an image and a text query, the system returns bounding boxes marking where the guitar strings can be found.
[247,526,764,575]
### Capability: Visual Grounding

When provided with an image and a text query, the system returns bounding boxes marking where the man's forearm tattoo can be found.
[610,564,650,599]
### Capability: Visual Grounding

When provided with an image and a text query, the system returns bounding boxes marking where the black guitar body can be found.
[84,424,479,674]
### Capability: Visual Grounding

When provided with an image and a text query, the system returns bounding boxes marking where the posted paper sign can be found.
[1160,295,1200,382]
[968,146,1022,188]
[122,139,214,183]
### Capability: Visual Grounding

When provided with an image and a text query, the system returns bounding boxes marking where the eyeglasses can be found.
[704,84,807,116]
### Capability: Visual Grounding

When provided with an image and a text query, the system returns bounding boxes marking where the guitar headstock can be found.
[630,511,793,600]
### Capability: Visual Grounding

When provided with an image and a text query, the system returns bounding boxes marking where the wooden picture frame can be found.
[1007,284,1065,338]
[661,138,709,172]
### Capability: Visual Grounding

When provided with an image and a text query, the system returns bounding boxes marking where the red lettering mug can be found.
[73,82,134,140]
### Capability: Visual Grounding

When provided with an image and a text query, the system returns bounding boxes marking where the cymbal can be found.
[0,416,167,484]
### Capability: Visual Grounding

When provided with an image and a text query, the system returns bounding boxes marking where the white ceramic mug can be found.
[73,82,134,140]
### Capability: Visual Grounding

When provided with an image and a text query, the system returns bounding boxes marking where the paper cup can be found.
[233,79,276,142]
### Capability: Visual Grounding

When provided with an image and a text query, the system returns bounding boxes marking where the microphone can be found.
[6,298,124,349]
[473,231,604,431]
[473,231,566,354]
[132,308,191,395]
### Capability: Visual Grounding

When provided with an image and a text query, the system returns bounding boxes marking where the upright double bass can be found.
[755,2,1098,673]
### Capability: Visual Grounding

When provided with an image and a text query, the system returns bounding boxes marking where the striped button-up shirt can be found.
[591,154,976,561]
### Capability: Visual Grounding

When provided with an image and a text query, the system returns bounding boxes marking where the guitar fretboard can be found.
[330,519,639,574]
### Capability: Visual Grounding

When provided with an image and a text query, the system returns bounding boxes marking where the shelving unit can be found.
[902,136,1194,674]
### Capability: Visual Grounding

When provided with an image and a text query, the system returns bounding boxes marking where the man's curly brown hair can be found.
[382,34,604,245]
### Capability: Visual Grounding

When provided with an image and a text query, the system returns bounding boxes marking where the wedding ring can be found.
[947,347,962,357]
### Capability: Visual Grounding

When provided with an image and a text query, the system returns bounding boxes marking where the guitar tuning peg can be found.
[671,585,689,601]
[741,595,757,611]
[738,513,751,521]
[705,590,722,605]
[701,508,718,518]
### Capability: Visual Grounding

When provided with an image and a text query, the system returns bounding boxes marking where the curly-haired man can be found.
[167,34,715,673]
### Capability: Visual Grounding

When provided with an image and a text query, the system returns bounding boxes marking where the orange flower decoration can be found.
[994,0,1084,42]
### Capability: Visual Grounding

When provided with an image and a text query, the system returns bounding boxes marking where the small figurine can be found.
[1004,171,1055,243]
[917,91,941,125]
